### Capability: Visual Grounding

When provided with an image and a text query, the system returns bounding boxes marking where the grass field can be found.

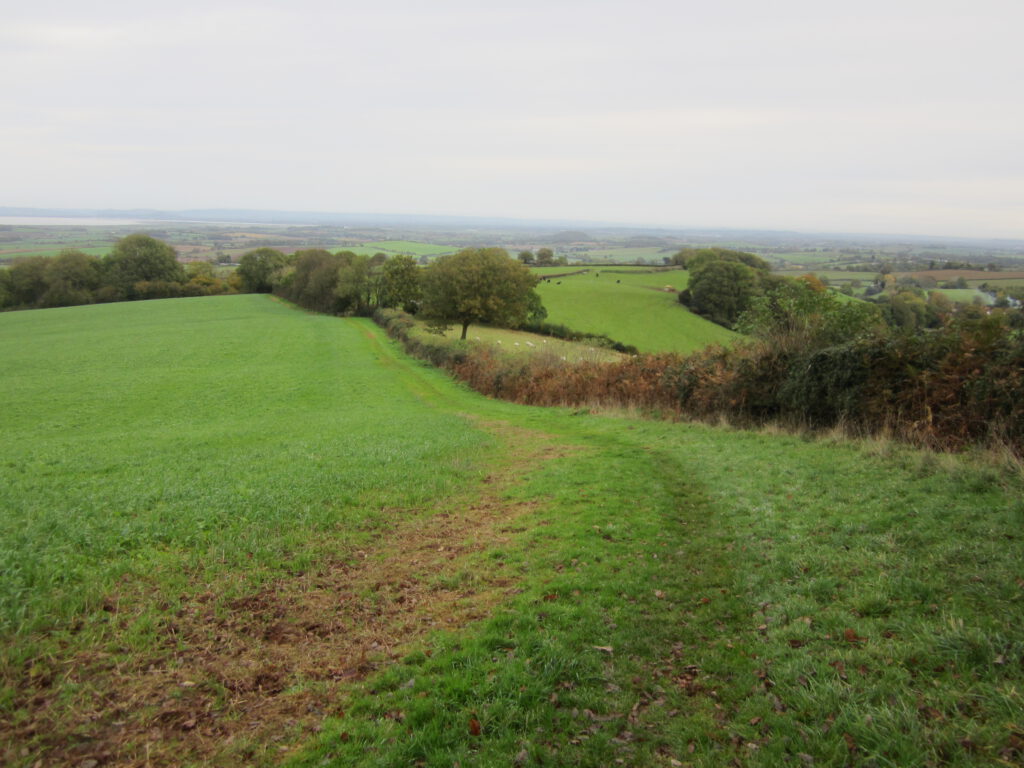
[363,241,455,257]
[2,297,1022,767]
[569,246,673,263]
[0,246,111,259]
[0,297,491,635]
[933,288,993,305]
[967,277,1024,291]
[427,323,623,363]
[772,252,847,266]
[535,267,738,354]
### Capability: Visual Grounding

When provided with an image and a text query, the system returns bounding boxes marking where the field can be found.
[535,267,738,353]
[3,296,1022,767]
[0,224,459,265]
[567,246,675,263]
[363,241,456,257]
[427,323,623,362]
[933,288,994,305]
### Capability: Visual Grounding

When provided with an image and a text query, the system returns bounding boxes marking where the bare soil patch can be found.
[2,423,572,767]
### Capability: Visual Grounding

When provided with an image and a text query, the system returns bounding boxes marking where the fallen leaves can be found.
[843,628,866,645]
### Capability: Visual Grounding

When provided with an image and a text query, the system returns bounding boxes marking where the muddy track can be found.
[3,420,574,767]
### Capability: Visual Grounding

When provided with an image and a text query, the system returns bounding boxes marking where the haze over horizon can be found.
[3,0,1022,240]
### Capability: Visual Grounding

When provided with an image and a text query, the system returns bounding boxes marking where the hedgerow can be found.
[375,307,1024,455]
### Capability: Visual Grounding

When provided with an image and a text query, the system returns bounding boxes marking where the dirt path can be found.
[4,410,574,765]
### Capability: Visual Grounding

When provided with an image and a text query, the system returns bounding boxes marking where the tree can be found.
[420,248,542,339]
[335,253,375,313]
[281,249,347,313]
[237,247,287,292]
[184,261,228,296]
[679,248,774,328]
[535,248,555,266]
[518,250,535,265]
[380,255,421,311]
[41,249,102,307]
[683,247,771,273]
[687,260,761,328]
[103,234,185,299]
[0,267,11,309]
[7,256,52,307]
[736,279,883,346]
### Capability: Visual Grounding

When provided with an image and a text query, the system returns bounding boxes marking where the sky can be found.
[2,0,1023,238]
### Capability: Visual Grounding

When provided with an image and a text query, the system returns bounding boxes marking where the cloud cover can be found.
[2,0,1022,237]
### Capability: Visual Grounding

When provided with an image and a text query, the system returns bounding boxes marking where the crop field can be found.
[2,297,1023,767]
[536,267,738,353]
[966,277,1024,291]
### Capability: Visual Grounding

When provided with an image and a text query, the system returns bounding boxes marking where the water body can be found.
[0,217,147,226]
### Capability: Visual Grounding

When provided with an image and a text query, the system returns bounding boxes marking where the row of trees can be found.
[248,245,545,339]
[0,235,234,310]
[2,236,547,341]
[517,248,568,266]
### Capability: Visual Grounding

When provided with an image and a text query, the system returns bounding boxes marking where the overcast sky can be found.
[3,0,1022,237]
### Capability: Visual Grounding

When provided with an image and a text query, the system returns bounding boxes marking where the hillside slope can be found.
[1,295,1020,768]
[535,268,738,353]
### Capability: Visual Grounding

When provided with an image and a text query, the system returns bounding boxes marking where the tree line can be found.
[0,235,235,310]
[244,245,545,338]
[1,237,546,342]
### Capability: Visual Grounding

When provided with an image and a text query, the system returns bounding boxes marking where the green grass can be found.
[967,277,1024,290]
[0,296,493,639]
[427,323,623,362]
[570,247,673,262]
[933,289,993,305]
[363,241,455,256]
[0,246,111,259]
[536,268,738,354]
[294,409,1024,768]
[3,297,1022,767]
[773,252,847,266]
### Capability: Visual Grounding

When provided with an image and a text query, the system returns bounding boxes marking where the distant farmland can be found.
[363,240,456,256]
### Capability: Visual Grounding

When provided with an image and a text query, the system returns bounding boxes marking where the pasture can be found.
[427,323,623,362]
[934,288,994,305]
[568,246,674,263]
[535,267,738,354]
[2,296,1022,767]
[363,240,455,257]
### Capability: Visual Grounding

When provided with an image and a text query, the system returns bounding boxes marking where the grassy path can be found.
[2,298,1022,767]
